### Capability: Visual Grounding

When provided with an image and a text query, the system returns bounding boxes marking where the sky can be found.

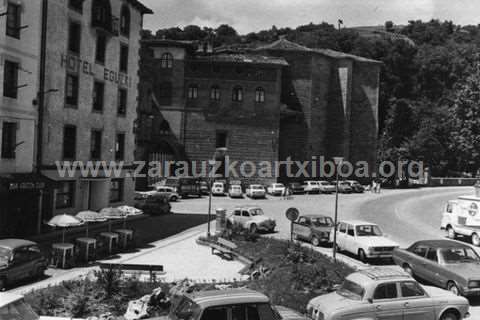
[141,0,480,34]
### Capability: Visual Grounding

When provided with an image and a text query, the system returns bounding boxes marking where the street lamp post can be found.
[207,159,215,237]
[332,156,344,262]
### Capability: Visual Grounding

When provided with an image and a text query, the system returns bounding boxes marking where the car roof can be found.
[348,267,412,285]
[234,205,261,210]
[412,239,472,249]
[249,184,264,187]
[0,293,24,307]
[0,239,37,249]
[300,214,331,219]
[187,289,269,308]
[340,220,377,226]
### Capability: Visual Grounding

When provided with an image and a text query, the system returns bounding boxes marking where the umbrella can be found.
[47,214,84,243]
[99,207,127,231]
[117,206,143,228]
[75,210,107,237]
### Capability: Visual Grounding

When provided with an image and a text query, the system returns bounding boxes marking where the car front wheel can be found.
[402,264,414,276]
[440,311,459,320]
[472,233,480,246]
[447,282,460,296]
[311,236,320,247]
[358,249,368,263]
[0,277,6,291]
[170,195,178,202]
[249,224,257,234]
[447,226,456,239]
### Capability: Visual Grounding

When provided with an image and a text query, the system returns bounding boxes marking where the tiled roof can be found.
[255,38,382,64]
[193,53,289,66]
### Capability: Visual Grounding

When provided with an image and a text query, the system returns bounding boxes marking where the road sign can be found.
[285,207,299,222]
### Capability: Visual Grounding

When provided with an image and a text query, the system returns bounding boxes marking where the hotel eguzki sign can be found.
[61,53,132,88]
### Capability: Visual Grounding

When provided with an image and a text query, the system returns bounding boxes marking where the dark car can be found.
[292,215,334,246]
[165,177,202,198]
[393,239,480,296]
[345,180,364,193]
[136,193,172,215]
[0,239,48,290]
[287,182,304,194]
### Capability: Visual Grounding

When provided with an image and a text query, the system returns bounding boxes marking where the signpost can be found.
[285,207,299,241]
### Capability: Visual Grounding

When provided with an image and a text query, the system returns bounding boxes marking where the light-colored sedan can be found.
[227,206,276,233]
[303,181,320,194]
[211,182,226,196]
[266,183,286,196]
[246,184,266,199]
[307,266,470,320]
[317,180,335,193]
[228,184,243,198]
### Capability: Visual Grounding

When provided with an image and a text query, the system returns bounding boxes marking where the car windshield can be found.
[251,208,264,216]
[312,217,333,226]
[356,225,383,236]
[440,247,480,263]
[252,185,263,190]
[337,279,365,300]
[0,299,38,320]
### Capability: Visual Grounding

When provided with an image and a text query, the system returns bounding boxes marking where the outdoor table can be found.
[114,229,134,249]
[100,232,119,254]
[52,243,74,269]
[75,237,97,262]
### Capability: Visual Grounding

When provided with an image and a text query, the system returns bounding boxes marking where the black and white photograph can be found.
[1,0,480,319]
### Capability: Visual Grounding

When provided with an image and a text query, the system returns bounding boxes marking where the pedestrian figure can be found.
[376,179,382,193]
[371,180,376,193]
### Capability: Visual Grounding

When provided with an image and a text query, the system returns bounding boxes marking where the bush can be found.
[95,267,123,298]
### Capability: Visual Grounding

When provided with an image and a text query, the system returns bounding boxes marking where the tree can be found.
[385,21,394,32]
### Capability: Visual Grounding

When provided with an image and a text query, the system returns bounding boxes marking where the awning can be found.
[0,173,59,192]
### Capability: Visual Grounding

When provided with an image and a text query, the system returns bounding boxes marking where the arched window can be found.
[187,84,198,99]
[255,87,265,103]
[160,53,173,69]
[91,0,112,28]
[232,86,243,102]
[210,86,220,101]
[120,5,130,37]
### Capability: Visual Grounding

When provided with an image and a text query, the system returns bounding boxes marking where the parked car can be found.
[161,288,304,320]
[227,206,276,233]
[287,182,304,194]
[0,293,80,320]
[307,266,470,320]
[0,239,48,290]
[245,184,266,199]
[344,180,365,193]
[393,239,480,296]
[332,181,353,193]
[211,182,226,196]
[302,181,320,194]
[134,186,158,200]
[155,186,179,202]
[165,177,202,198]
[293,214,333,246]
[135,193,171,215]
[228,184,243,198]
[199,180,210,195]
[317,180,335,193]
[266,183,286,196]
[441,196,480,246]
[333,220,399,262]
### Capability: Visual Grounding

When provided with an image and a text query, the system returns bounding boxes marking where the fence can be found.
[427,177,480,187]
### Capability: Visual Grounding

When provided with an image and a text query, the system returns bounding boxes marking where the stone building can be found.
[37,0,152,219]
[0,0,51,237]
[138,38,381,186]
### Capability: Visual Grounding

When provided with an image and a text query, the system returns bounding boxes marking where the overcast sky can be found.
[141,0,480,34]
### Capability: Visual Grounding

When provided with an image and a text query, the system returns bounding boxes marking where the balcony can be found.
[91,14,119,36]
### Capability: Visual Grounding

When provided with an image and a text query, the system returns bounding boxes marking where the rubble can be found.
[123,287,170,320]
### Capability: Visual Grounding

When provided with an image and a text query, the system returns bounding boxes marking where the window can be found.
[200,306,227,320]
[3,60,19,98]
[95,33,107,64]
[242,210,249,217]
[160,53,173,69]
[110,179,123,202]
[115,133,125,160]
[210,86,220,101]
[68,21,81,54]
[232,86,243,102]
[120,44,129,73]
[6,2,21,39]
[400,281,425,298]
[56,181,75,209]
[91,0,111,27]
[339,223,347,233]
[63,125,77,159]
[373,283,398,300]
[412,245,428,257]
[347,225,355,236]
[118,88,127,115]
[157,82,172,105]
[255,87,265,103]
[120,5,130,37]
[426,248,438,262]
[187,85,198,99]
[246,305,261,320]
[65,74,79,106]
[90,130,102,160]
[69,0,83,12]
[1,122,17,159]
[92,81,105,112]
[215,131,227,148]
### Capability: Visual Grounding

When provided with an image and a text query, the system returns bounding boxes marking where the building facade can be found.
[139,38,381,186]
[38,0,151,217]
[0,0,49,237]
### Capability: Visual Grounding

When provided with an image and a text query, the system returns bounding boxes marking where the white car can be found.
[227,206,276,233]
[211,182,226,196]
[317,180,335,193]
[333,220,399,262]
[0,293,84,320]
[266,183,286,196]
[245,184,266,199]
[302,181,320,194]
[228,184,243,198]
[155,186,179,202]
